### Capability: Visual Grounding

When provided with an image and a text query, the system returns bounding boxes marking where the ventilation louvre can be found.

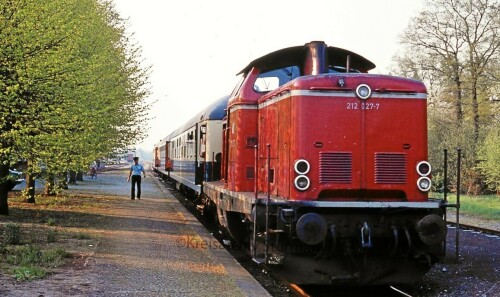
[375,153,407,184]
[320,152,352,184]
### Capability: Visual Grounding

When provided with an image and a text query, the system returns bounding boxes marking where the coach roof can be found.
[163,95,229,142]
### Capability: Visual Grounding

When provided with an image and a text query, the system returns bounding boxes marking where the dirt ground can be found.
[0,168,499,297]
[1,168,268,297]
[0,192,114,296]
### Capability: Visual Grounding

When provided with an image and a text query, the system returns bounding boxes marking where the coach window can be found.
[254,66,300,93]
[199,125,207,158]
[177,138,180,158]
[187,131,194,158]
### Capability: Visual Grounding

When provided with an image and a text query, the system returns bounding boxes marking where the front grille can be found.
[375,153,407,184]
[320,152,352,184]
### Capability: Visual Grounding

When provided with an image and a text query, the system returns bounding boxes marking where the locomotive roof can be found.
[238,41,376,74]
[160,95,229,142]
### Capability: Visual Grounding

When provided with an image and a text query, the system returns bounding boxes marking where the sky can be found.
[113,0,424,156]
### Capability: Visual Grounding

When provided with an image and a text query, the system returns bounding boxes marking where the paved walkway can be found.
[69,166,270,296]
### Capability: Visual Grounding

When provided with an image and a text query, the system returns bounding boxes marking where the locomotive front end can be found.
[285,75,432,203]
[261,74,447,284]
[201,41,449,285]
[251,42,446,285]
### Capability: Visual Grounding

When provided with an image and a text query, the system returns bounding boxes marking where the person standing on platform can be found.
[127,157,146,200]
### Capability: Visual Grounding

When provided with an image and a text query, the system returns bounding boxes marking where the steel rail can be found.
[446,222,500,236]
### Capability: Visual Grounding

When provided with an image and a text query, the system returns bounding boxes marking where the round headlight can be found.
[294,159,310,175]
[417,177,432,192]
[356,84,372,100]
[416,161,432,177]
[294,175,310,191]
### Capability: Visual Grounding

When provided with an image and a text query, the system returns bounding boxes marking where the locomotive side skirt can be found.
[204,181,443,213]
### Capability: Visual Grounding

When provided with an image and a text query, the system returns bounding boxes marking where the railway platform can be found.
[64,165,271,296]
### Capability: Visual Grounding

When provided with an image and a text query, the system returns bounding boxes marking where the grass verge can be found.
[1,245,68,281]
[433,193,500,220]
[1,192,100,282]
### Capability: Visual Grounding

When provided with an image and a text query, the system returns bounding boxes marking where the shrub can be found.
[47,229,57,243]
[4,245,67,267]
[13,266,46,281]
[46,218,57,226]
[41,247,67,267]
[5,223,21,245]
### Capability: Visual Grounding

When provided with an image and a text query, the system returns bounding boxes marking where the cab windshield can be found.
[254,66,301,93]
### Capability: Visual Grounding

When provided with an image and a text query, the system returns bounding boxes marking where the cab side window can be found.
[254,66,301,93]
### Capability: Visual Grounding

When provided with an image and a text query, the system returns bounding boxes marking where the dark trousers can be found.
[131,175,142,199]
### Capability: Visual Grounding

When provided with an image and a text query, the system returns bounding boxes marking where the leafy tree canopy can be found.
[0,0,151,213]
[392,0,500,194]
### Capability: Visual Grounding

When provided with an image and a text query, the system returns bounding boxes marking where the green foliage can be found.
[0,0,151,211]
[428,111,479,192]
[434,193,500,220]
[5,245,42,266]
[46,218,56,226]
[3,244,67,268]
[46,229,57,243]
[4,223,21,245]
[40,247,67,267]
[4,244,66,281]
[4,244,65,280]
[394,0,500,194]
[477,127,500,193]
[20,189,39,201]
[13,266,46,281]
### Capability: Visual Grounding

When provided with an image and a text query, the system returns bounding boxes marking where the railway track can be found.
[446,221,500,236]
[158,173,498,297]
[261,221,500,297]
[283,283,415,297]
[270,221,499,297]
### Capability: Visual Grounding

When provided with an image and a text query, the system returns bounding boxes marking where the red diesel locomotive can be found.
[154,41,447,285]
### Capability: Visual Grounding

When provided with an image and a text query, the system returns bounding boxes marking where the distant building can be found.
[106,148,136,164]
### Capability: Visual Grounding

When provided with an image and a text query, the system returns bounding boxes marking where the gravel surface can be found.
[407,226,499,297]
[1,166,270,296]
[446,211,500,232]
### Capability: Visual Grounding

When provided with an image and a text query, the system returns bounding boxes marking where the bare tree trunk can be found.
[472,80,480,144]
[453,62,463,127]
[0,164,9,215]
[25,159,36,203]
[25,174,36,203]
[68,171,77,184]
[76,171,84,181]
[45,174,56,196]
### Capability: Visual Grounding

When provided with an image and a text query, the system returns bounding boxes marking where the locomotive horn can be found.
[296,213,328,245]
[416,214,447,246]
